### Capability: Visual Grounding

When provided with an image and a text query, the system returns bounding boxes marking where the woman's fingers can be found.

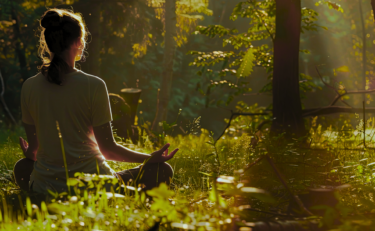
[22,137,28,146]
[20,137,25,148]
[19,137,23,150]
[149,144,169,162]
[150,144,178,162]
[158,143,170,157]
[19,137,27,154]
[160,143,170,153]
[165,148,179,161]
[23,139,29,149]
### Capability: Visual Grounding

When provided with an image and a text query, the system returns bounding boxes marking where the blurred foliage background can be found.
[1,0,375,135]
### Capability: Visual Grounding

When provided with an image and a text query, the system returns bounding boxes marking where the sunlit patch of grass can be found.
[2,117,375,230]
[0,126,244,230]
[0,137,23,191]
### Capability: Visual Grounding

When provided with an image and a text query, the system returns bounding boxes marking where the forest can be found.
[1,0,375,230]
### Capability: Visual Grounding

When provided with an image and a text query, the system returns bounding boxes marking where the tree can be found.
[152,0,177,131]
[270,0,305,137]
[358,0,366,102]
[150,0,212,131]
[189,0,353,137]
[81,2,101,76]
[190,0,325,136]
[11,3,28,81]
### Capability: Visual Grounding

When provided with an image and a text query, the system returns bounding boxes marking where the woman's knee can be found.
[14,158,34,173]
[157,162,173,183]
[13,158,34,191]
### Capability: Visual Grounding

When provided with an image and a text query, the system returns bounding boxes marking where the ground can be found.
[0,119,375,230]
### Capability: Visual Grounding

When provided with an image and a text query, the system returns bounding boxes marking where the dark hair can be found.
[38,9,87,85]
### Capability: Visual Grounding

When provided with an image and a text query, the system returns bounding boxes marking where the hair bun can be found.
[41,11,61,29]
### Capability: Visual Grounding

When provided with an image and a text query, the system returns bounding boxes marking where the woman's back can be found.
[15,8,176,195]
[21,70,115,193]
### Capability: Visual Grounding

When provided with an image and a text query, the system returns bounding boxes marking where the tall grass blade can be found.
[56,121,71,195]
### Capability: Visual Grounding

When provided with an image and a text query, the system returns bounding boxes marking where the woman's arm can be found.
[20,122,39,161]
[93,122,178,163]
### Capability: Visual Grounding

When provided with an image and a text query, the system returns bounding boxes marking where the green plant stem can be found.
[56,121,71,196]
[363,101,366,148]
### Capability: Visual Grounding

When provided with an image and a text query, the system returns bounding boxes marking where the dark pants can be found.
[116,162,173,191]
[13,158,173,192]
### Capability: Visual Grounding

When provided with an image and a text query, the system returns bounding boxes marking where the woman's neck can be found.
[61,51,77,74]
[52,49,77,74]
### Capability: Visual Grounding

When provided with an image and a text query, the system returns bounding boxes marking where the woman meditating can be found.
[14,9,178,194]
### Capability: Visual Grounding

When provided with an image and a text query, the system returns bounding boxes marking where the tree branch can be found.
[302,106,375,117]
[306,67,375,117]
[215,67,375,138]
[215,110,269,142]
[243,92,271,96]
[0,70,16,125]
[329,89,375,106]
[250,0,275,42]
[315,67,337,93]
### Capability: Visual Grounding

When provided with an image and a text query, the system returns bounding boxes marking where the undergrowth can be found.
[1,112,375,230]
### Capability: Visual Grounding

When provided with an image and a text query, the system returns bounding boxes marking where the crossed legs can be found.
[13,158,173,192]
[116,162,173,191]
[13,158,35,191]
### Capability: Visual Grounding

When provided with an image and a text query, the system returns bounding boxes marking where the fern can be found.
[236,48,255,78]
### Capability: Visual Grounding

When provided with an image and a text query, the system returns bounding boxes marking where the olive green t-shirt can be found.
[21,70,116,194]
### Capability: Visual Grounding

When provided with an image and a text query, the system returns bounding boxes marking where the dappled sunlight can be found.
[3,0,375,229]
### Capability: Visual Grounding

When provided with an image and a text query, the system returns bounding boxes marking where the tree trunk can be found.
[271,0,305,137]
[82,3,101,76]
[152,0,176,131]
[372,0,375,21]
[359,0,367,102]
[11,7,27,80]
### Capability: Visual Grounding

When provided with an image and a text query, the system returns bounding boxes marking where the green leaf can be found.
[241,187,267,193]
[252,193,277,204]
[236,48,255,78]
[317,1,344,13]
[147,183,175,199]
[26,197,32,216]
[67,178,85,187]
[336,65,349,73]
[205,153,215,158]
[178,14,204,20]
[199,171,213,177]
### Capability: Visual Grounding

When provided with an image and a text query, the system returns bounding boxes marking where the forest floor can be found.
[0,122,375,230]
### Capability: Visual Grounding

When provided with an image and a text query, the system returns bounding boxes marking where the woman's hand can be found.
[19,137,28,156]
[149,143,178,163]
[19,137,37,161]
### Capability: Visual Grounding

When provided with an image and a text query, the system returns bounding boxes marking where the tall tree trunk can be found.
[11,7,27,80]
[152,0,176,131]
[359,0,367,101]
[82,3,101,76]
[271,0,305,137]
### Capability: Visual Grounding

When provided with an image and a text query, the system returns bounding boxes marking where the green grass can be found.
[1,119,375,230]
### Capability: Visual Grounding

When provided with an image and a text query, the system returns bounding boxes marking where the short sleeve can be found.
[91,80,112,127]
[21,82,34,125]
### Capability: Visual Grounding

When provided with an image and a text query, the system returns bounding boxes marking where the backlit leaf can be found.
[236,48,255,78]
[336,66,349,73]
